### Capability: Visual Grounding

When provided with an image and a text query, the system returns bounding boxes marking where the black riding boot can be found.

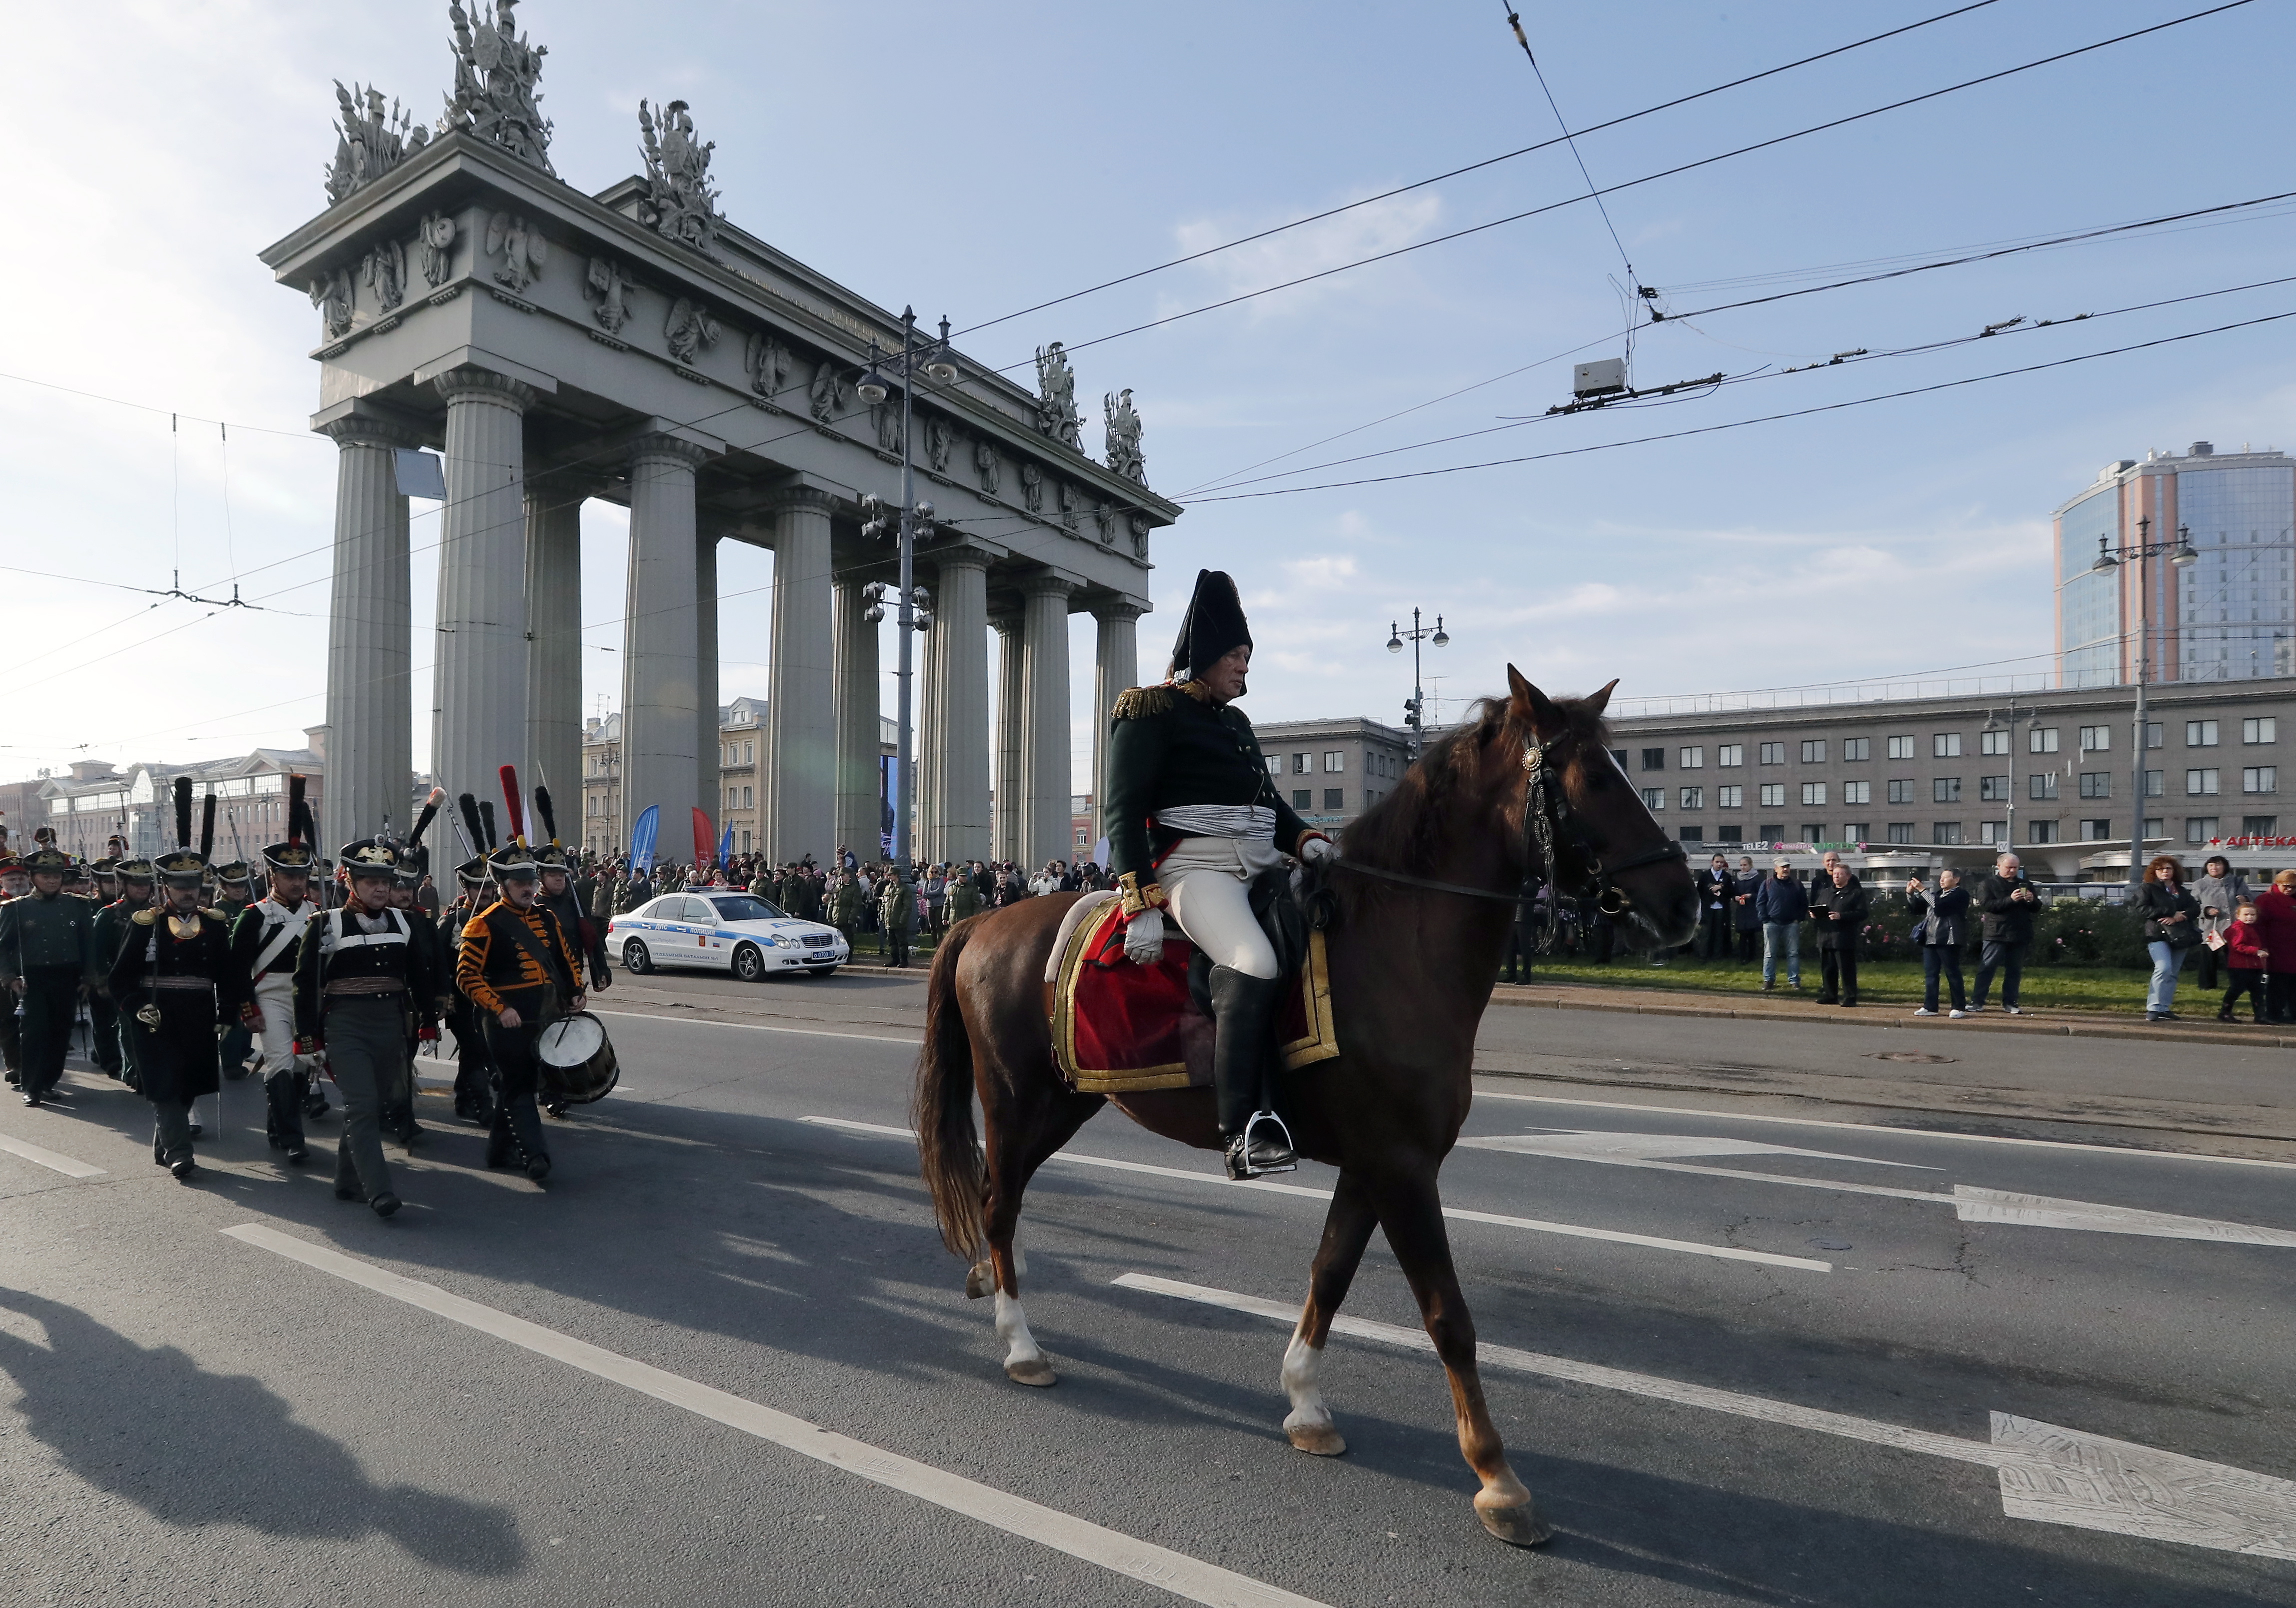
[263,1067,308,1160]
[491,1091,552,1182]
[1207,964,1293,1179]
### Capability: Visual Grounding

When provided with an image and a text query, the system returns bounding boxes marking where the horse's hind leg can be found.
[1283,1168,1377,1456]
[1370,1168,1552,1548]
[980,1083,1101,1388]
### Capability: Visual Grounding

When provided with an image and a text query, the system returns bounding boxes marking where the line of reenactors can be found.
[0,765,608,1215]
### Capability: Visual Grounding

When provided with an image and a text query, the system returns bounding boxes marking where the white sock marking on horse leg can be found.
[993,1289,1044,1369]
[1011,1224,1029,1278]
[1281,1329,1332,1434]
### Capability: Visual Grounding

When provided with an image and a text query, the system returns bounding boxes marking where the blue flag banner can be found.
[717,823,734,866]
[629,804,660,874]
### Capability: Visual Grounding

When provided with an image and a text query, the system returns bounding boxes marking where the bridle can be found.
[1331,724,1686,952]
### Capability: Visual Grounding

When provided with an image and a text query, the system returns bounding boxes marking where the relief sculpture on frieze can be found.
[586,257,634,333]
[484,211,547,294]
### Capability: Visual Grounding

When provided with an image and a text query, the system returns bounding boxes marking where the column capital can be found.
[625,431,714,470]
[317,411,425,452]
[1090,598,1147,624]
[1020,571,1078,602]
[760,483,837,518]
[430,365,537,410]
[928,542,997,576]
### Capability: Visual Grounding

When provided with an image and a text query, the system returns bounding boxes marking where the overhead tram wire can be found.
[970,0,2258,376]
[1183,305,2296,502]
[950,0,2011,341]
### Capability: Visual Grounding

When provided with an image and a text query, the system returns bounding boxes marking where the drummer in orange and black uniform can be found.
[455,838,584,1182]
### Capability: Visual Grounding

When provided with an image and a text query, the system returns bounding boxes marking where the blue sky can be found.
[4,0,2293,790]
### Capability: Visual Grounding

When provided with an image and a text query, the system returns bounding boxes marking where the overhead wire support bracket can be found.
[1541,372,1727,416]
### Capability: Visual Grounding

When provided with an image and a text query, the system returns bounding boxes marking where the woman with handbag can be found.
[1907,869,1971,1018]
[2135,854,2204,1023]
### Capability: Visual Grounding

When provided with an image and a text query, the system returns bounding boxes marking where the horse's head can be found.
[1498,665,1699,952]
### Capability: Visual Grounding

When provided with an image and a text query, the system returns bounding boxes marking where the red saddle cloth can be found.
[1049,898,1339,1094]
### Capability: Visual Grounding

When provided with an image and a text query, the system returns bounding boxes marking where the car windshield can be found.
[706,894,787,922]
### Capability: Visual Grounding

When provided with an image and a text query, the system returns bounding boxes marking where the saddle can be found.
[1045,874,1340,1095]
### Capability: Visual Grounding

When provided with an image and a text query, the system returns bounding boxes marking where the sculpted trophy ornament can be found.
[416,211,458,287]
[635,99,721,255]
[585,257,634,334]
[324,81,430,205]
[744,331,790,400]
[1033,342,1083,447]
[484,211,547,295]
[973,437,1001,495]
[664,296,721,365]
[443,0,555,176]
[1103,388,1147,485]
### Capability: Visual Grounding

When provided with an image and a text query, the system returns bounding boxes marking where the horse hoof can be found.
[965,1262,992,1300]
[1475,1495,1553,1549]
[1005,1357,1058,1388]
[1286,1422,1347,1457]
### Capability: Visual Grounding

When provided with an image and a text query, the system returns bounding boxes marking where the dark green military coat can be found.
[0,891,98,982]
[1102,683,1313,886]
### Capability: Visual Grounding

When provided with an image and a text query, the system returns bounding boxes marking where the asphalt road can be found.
[3,969,2294,1607]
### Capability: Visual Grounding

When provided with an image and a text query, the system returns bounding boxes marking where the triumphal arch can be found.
[262,1,1174,866]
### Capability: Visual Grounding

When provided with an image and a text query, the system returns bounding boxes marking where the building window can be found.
[2188,768,2221,796]
[1292,789,1311,808]
[1642,788,1666,811]
[1679,826,1704,842]
[2148,722,2164,749]
[1717,744,1744,767]
[742,785,753,808]
[2188,720,2220,747]
[1758,742,1785,765]
[1641,748,1667,772]
[1981,729,2012,757]
[1980,775,2010,801]
[1843,822,1870,842]
[1293,753,1310,774]
[1800,782,1826,806]
[1800,739,1826,763]
[1717,784,1743,808]
[1801,824,1826,843]
[1680,786,1704,810]
[2082,819,2113,841]
[2031,726,2060,753]
[1264,755,1282,776]
[2145,770,2164,797]
[1679,746,1703,769]
[1934,777,1961,803]
[2145,817,2164,839]
[1888,779,1914,804]
[1842,780,1871,805]
[1887,822,1915,845]
[1323,787,1344,809]
[1934,733,1963,758]
[2244,815,2279,835]
[1934,822,1964,845]
[1323,751,1345,772]
[1759,823,1785,841]
[1979,821,2011,845]
[2081,725,2111,752]
[2246,766,2278,793]
[2244,717,2278,745]
[2188,817,2220,844]
[1887,735,1914,760]
[2080,771,2111,799]
[2030,820,2059,844]
[2030,773,2058,800]
[1717,824,1743,843]
[1759,783,1785,808]
[1609,748,1629,772]
[1842,737,1871,761]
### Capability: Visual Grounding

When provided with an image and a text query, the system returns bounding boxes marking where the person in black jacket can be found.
[110,846,247,1181]
[1693,853,1734,962]
[1907,869,1972,1016]
[2134,853,2203,1022]
[1810,863,1870,1006]
[1969,852,2042,1015]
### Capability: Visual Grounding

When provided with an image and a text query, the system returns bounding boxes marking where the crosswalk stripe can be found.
[0,1130,106,1178]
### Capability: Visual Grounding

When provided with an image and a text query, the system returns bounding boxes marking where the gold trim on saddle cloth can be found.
[1050,903,1341,1094]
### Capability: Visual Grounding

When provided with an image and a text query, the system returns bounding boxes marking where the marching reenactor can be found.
[377,788,447,1146]
[0,845,99,1106]
[0,850,24,1085]
[89,855,156,1084]
[454,770,584,1182]
[531,783,610,995]
[292,838,438,1216]
[439,821,498,1126]
[109,782,244,1177]
[210,858,257,1080]
[227,783,320,1161]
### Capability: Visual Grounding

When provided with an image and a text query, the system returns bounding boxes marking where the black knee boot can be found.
[492,1092,551,1181]
[1207,965,1293,1180]
[263,1067,308,1160]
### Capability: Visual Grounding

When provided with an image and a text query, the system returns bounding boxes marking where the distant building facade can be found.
[30,730,332,862]
[1252,717,1415,834]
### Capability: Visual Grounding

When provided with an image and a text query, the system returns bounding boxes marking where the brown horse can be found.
[910,669,1697,1546]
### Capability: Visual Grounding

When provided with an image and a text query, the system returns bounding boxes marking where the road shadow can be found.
[0,1288,525,1575]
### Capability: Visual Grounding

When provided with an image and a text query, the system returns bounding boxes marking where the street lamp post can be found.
[856,308,957,866]
[1982,696,2042,856]
[1386,607,1449,760]
[2091,517,2198,888]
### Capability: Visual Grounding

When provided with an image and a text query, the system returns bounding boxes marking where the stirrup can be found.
[1238,1110,1298,1177]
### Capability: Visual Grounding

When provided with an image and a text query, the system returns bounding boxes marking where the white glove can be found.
[1298,835,1335,865]
[1123,907,1166,965]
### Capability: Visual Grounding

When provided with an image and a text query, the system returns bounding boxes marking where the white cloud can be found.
[1166,190,1444,321]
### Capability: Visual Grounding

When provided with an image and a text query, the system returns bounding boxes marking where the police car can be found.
[607,890,850,981]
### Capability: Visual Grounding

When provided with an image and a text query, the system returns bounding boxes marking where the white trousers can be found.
[1161,836,1281,979]
[253,978,302,1077]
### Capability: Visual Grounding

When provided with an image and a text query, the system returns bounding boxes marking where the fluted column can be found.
[319,412,420,855]
[915,579,943,864]
[765,487,836,865]
[1091,601,1143,844]
[832,574,882,859]
[921,548,992,864]
[524,479,583,815]
[992,611,1022,864]
[1019,574,1076,869]
[620,435,709,862]
[430,367,534,807]
[696,528,720,839]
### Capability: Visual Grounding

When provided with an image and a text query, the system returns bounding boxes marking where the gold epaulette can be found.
[202,908,225,921]
[131,908,157,926]
[1111,684,1173,720]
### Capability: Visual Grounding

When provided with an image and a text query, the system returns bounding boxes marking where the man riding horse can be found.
[1104,568,1334,1182]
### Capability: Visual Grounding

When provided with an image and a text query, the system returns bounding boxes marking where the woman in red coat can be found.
[2251,870,2296,1023]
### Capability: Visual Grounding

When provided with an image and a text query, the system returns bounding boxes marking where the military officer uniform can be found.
[211,861,256,1079]
[228,837,320,1160]
[379,849,442,1145]
[0,848,99,1105]
[89,858,155,1081]
[455,840,583,1181]
[439,857,497,1125]
[0,853,25,1083]
[110,847,244,1177]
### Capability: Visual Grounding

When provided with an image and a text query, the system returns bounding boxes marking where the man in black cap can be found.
[1103,569,1333,1180]
[292,839,436,1216]
[209,860,257,1079]
[89,854,156,1083]
[379,844,445,1144]
[455,838,584,1181]
[439,852,498,1126]
[0,847,99,1107]
[0,850,25,1086]
[229,826,320,1161]
[110,842,243,1178]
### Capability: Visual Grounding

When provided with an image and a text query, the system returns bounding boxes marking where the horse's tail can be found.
[911,916,985,1262]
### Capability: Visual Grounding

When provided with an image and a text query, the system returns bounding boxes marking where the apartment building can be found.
[1252,717,1415,833]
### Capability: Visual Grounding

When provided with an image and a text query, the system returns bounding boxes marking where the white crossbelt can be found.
[1153,804,1276,840]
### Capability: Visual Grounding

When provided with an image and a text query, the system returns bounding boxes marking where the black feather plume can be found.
[408,787,444,849]
[457,792,485,856]
[286,774,308,847]
[198,793,216,859]
[478,800,498,852]
[533,784,560,848]
[173,776,192,849]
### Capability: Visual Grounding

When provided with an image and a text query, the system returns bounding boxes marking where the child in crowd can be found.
[2221,900,2268,1024]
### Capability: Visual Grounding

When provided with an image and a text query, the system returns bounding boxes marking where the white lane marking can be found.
[1461,1129,1936,1168]
[800,1116,1831,1273]
[591,1008,920,1047]
[1115,1273,2296,1562]
[1471,1087,2296,1171]
[222,1224,1328,1608]
[0,1130,106,1178]
[1459,1145,1943,1204]
[1953,1186,2296,1247]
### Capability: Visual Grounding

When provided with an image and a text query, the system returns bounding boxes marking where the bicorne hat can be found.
[1168,569,1251,685]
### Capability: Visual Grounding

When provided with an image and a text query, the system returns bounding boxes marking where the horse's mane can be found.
[1336,692,1614,901]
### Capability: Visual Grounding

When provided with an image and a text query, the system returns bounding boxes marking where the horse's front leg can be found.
[1369,1166,1552,1548]
[978,1083,1100,1389]
[1283,1168,1377,1456]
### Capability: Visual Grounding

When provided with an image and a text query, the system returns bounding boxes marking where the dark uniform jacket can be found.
[106,904,246,1102]
[1103,683,1314,885]
[455,901,581,1019]
[541,884,609,985]
[1809,879,1870,952]
[91,895,149,988]
[290,906,439,1044]
[0,891,98,984]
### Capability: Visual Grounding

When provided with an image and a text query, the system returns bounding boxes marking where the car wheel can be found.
[731,943,765,983]
[622,939,653,975]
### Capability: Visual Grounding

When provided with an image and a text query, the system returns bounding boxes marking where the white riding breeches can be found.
[1161,835,1281,979]
[253,978,301,1077]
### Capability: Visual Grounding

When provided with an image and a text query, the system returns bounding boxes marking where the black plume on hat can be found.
[1168,569,1251,684]
[173,775,193,849]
